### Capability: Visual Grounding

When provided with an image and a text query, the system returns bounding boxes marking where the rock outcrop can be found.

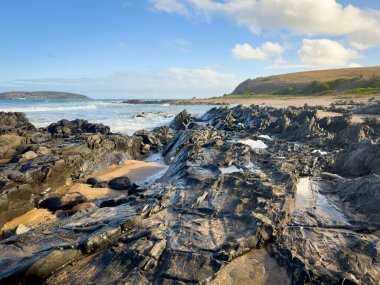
[47,119,110,137]
[0,113,142,229]
[0,104,379,284]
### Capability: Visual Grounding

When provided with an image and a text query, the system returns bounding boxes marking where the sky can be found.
[0,0,380,99]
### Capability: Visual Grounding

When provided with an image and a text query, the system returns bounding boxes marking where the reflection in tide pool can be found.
[294,177,350,225]
[238,139,268,149]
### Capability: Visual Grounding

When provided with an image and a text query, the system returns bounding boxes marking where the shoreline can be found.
[122,95,380,107]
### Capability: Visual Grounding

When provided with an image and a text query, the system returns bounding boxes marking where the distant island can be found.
[0,91,89,100]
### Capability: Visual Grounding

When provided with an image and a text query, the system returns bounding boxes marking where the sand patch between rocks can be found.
[66,159,166,200]
[1,208,57,232]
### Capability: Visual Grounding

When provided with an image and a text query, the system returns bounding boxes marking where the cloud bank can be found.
[150,0,380,49]
[0,67,239,99]
[151,0,379,68]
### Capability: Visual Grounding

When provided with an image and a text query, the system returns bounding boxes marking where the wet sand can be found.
[210,248,291,285]
[1,208,57,233]
[93,159,165,182]
[175,96,379,107]
[64,159,166,200]
[316,110,380,123]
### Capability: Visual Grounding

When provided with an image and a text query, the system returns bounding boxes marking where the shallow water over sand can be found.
[63,159,167,200]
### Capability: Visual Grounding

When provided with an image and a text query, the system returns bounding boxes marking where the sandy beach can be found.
[174,96,379,107]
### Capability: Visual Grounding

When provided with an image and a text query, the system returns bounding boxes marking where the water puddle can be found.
[294,177,350,225]
[219,165,242,175]
[315,194,348,223]
[258,135,272,140]
[238,139,268,150]
[295,177,313,211]
[245,162,264,175]
[210,248,291,285]
[312,150,328,155]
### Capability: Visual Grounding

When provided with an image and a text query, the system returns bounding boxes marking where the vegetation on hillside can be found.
[229,67,380,98]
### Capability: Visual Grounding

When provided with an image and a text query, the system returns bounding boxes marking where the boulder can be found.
[47,119,110,137]
[134,130,160,146]
[39,192,87,211]
[99,195,129,208]
[0,112,36,135]
[170,110,191,130]
[0,134,25,160]
[108,176,139,192]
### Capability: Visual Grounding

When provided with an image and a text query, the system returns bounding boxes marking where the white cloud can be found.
[298,39,363,67]
[232,43,267,60]
[262,42,284,54]
[0,67,239,98]
[150,0,380,49]
[149,0,190,16]
[232,42,284,60]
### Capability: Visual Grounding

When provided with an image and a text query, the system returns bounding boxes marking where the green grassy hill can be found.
[231,66,380,97]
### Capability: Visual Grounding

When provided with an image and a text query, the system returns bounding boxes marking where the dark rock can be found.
[320,172,344,180]
[334,140,380,176]
[86,177,101,186]
[47,119,110,137]
[170,110,191,130]
[335,175,380,230]
[108,176,136,191]
[39,192,87,211]
[353,101,380,115]
[134,130,161,146]
[99,195,129,208]
[92,182,108,188]
[0,112,36,135]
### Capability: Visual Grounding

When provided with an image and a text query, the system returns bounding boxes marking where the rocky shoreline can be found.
[0,100,379,284]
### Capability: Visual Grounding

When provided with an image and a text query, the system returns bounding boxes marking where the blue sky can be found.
[1,0,380,98]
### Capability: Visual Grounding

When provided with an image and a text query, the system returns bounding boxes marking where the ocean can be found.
[0,99,214,135]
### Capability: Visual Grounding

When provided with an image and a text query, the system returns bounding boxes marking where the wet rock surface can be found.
[0,114,142,228]
[0,103,379,284]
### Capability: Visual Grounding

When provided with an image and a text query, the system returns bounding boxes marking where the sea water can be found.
[0,99,213,135]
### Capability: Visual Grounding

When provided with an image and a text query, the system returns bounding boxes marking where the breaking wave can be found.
[0,105,98,112]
